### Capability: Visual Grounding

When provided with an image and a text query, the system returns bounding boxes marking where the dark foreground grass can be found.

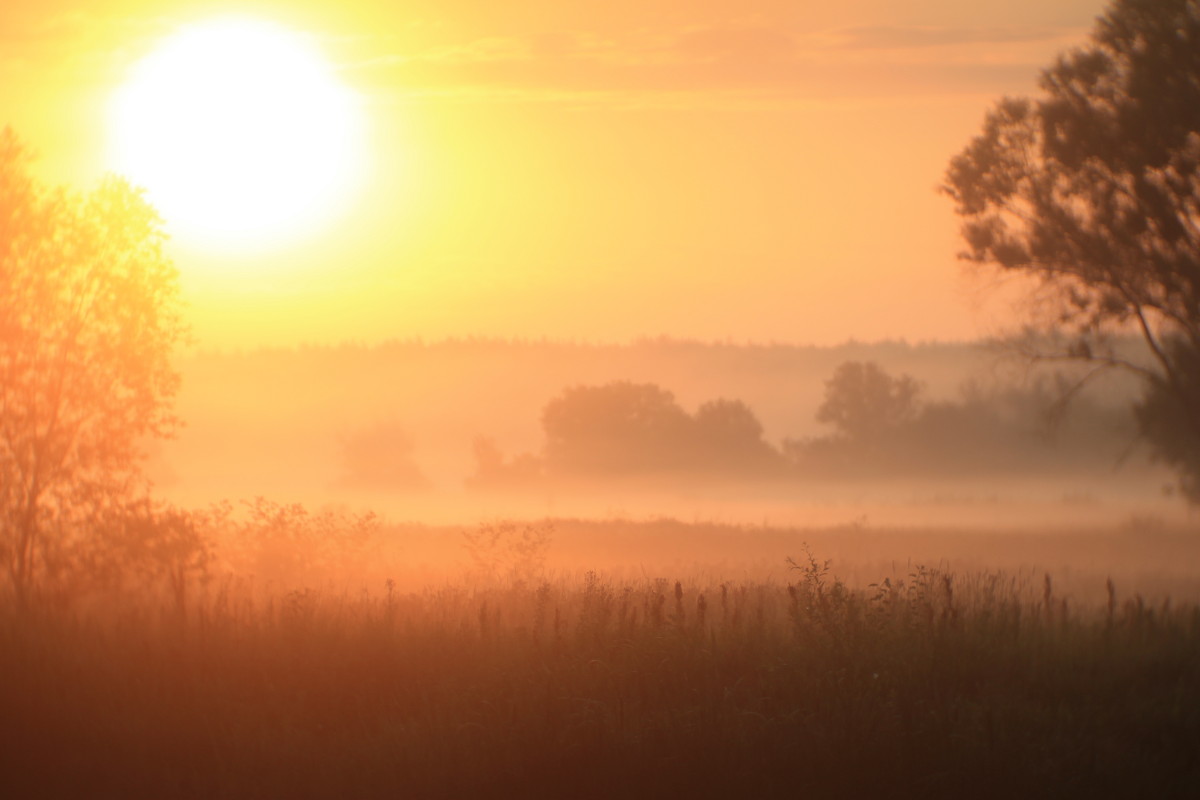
[2,565,1199,799]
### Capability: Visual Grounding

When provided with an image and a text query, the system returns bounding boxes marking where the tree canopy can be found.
[815,361,921,442]
[536,381,781,479]
[0,129,186,602]
[542,382,694,476]
[942,0,1200,496]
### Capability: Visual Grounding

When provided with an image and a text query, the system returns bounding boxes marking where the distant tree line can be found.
[466,361,1138,490]
[469,382,782,488]
[784,362,1135,479]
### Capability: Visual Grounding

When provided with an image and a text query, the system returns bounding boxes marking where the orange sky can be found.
[1,0,1110,348]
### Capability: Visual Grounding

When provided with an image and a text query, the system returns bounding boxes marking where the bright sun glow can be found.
[108,18,365,252]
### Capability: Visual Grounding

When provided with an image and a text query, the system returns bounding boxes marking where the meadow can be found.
[3,517,1199,799]
[8,1,1200,797]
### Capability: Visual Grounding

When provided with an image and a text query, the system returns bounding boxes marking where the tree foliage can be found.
[0,129,186,602]
[692,398,781,472]
[1135,338,1200,498]
[942,0,1200,494]
[789,364,1135,477]
[542,382,696,476]
[815,361,921,442]
[468,436,546,490]
[536,382,781,479]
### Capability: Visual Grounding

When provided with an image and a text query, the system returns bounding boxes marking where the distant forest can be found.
[469,366,1137,490]
[162,337,1155,504]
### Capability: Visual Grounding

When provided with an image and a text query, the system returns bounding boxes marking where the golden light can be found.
[108,18,366,252]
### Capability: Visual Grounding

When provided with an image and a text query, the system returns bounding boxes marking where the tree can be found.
[82,499,215,618]
[541,381,695,476]
[693,398,783,473]
[1134,338,1200,498]
[815,362,921,442]
[466,436,544,490]
[942,0,1200,493]
[0,129,186,604]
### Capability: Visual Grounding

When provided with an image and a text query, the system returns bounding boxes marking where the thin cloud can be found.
[830,24,1078,50]
[674,25,797,62]
[341,20,1090,106]
[0,10,169,82]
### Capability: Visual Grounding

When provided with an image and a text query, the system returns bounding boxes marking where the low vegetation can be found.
[3,520,1198,798]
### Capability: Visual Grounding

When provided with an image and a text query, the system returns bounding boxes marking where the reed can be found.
[3,555,1198,798]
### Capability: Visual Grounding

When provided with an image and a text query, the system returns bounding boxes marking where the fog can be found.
[153,337,1180,531]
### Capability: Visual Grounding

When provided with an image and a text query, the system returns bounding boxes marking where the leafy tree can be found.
[942,0,1200,493]
[815,362,921,442]
[1135,338,1200,498]
[472,387,783,487]
[693,398,782,472]
[539,382,784,479]
[467,436,544,490]
[541,381,695,476]
[83,499,216,617]
[0,129,186,604]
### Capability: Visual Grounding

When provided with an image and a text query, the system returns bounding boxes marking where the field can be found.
[3,519,1199,798]
[10,1,1200,798]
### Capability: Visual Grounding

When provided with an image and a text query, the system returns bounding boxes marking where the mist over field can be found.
[154,337,1178,529]
[6,0,1200,796]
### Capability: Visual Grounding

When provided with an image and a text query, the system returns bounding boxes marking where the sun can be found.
[108,18,366,252]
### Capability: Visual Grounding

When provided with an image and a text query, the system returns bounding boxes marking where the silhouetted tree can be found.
[1135,339,1200,499]
[815,362,921,442]
[790,368,1135,477]
[542,382,695,476]
[471,387,785,487]
[0,129,186,604]
[942,0,1200,494]
[693,398,783,472]
[467,436,544,489]
[84,500,215,617]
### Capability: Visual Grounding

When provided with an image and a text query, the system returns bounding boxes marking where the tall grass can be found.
[3,553,1198,798]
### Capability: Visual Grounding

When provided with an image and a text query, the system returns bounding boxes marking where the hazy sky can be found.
[2,0,1111,348]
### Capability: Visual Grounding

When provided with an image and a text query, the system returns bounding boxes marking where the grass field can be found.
[3,519,1199,798]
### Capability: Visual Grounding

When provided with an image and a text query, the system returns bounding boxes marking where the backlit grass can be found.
[3,545,1198,798]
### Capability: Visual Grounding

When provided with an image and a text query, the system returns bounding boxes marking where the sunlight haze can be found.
[5,1,1199,795]
[108,17,366,253]
[0,0,1108,347]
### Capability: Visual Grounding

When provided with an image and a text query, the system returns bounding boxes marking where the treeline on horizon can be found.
[167,334,1158,497]
[189,332,1160,361]
[195,333,976,355]
[464,367,1139,490]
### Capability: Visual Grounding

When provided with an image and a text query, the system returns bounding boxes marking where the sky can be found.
[1,0,1112,349]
